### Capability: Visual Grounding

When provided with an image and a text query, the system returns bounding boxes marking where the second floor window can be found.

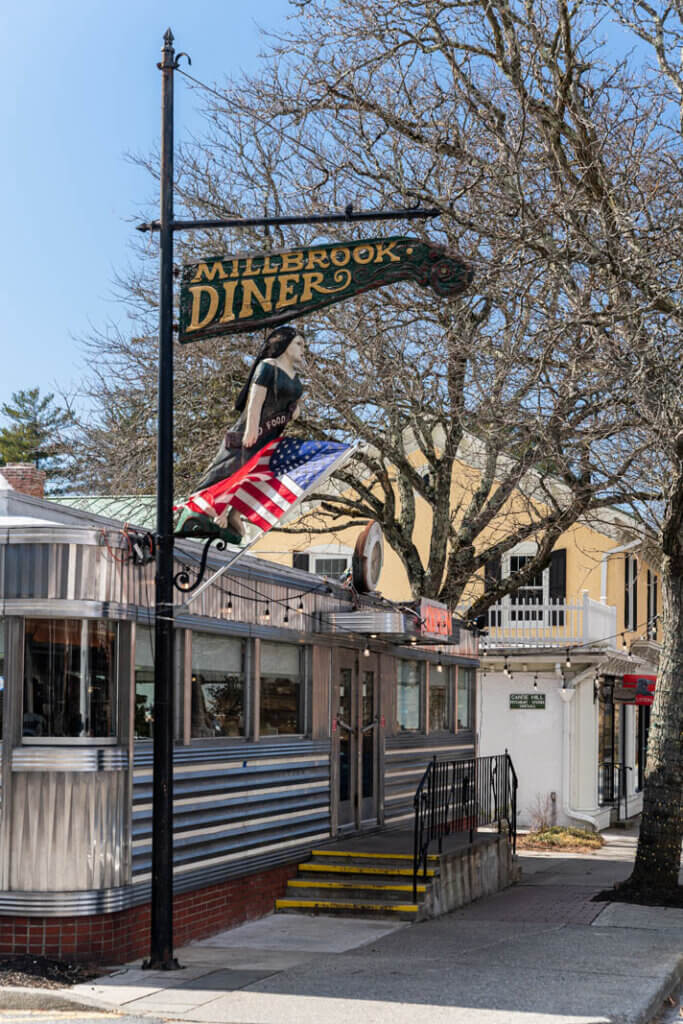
[624,555,638,632]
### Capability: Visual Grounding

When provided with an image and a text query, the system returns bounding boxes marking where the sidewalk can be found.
[14,831,683,1023]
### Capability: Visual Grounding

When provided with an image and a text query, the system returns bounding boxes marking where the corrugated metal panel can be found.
[131,739,331,884]
[9,771,129,891]
[12,747,128,772]
[384,733,475,823]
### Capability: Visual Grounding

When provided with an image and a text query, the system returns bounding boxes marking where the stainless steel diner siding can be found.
[131,739,332,885]
[0,537,352,624]
[384,733,475,824]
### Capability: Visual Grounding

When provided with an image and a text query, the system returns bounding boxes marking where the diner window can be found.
[429,668,450,732]
[397,660,423,731]
[456,667,475,731]
[134,625,155,739]
[23,619,118,740]
[260,641,304,735]
[192,634,245,738]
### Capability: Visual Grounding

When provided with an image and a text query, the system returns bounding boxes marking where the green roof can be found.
[50,495,157,529]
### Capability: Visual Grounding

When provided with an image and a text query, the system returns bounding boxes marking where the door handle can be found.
[361,718,379,734]
[336,714,353,733]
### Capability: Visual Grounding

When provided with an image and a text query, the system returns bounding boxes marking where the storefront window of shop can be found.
[23,619,118,740]
[635,705,651,792]
[428,670,450,731]
[456,667,475,731]
[134,625,155,739]
[260,641,304,735]
[192,633,246,738]
[397,660,423,731]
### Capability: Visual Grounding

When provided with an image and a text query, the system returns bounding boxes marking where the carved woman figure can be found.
[175,326,305,543]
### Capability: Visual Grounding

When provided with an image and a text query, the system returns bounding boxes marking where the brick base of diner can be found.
[0,862,298,963]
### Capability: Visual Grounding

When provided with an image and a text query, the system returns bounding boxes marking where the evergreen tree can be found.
[0,388,72,492]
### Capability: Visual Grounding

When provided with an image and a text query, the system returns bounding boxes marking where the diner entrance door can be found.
[334,649,379,830]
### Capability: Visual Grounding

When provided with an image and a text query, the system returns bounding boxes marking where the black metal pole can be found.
[145,27,179,971]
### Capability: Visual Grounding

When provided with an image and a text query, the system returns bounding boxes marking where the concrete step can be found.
[309,849,439,868]
[284,878,428,902]
[275,895,420,919]
[297,862,437,882]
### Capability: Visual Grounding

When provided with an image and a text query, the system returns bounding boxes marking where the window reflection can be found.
[134,625,155,739]
[457,667,475,731]
[397,660,422,731]
[429,678,449,731]
[23,619,117,739]
[260,642,303,736]
[192,634,245,738]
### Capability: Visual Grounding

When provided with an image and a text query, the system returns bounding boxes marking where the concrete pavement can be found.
[9,831,683,1024]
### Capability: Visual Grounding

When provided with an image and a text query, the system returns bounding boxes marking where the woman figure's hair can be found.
[234,325,300,412]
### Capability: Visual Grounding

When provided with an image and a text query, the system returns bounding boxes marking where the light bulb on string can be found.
[533,674,538,690]
[283,607,290,624]
[363,644,370,658]
[224,594,233,618]
[298,598,304,613]
[565,649,572,670]
[622,633,628,655]
[261,604,270,623]
[436,652,443,673]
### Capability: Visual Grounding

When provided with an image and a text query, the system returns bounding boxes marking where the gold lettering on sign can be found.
[305,249,331,270]
[191,261,228,283]
[239,276,275,318]
[262,255,278,275]
[280,251,305,272]
[330,247,351,267]
[352,244,375,265]
[300,270,351,302]
[374,240,401,263]
[275,273,301,309]
[219,281,239,322]
[187,285,220,331]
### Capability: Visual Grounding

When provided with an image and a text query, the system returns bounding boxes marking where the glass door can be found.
[334,650,379,830]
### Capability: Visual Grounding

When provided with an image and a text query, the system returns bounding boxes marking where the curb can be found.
[0,984,120,1013]
[630,957,682,1024]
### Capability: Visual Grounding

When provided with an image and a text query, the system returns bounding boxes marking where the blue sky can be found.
[0,0,291,414]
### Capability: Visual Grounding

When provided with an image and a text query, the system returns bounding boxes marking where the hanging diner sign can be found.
[178,236,473,342]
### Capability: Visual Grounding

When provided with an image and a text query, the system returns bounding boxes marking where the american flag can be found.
[185,438,353,534]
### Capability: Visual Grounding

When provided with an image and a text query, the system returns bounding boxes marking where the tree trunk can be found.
[626,477,683,897]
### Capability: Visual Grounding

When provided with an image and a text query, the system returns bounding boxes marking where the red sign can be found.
[621,674,656,706]
[419,598,452,639]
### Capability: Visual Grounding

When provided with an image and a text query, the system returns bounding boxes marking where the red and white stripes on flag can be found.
[185,440,301,533]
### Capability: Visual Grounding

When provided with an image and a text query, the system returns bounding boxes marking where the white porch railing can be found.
[481,592,617,649]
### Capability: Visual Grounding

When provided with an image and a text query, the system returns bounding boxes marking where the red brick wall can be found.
[1,463,46,498]
[0,861,298,964]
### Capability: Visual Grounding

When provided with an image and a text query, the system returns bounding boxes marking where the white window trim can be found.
[501,542,549,604]
[305,542,354,576]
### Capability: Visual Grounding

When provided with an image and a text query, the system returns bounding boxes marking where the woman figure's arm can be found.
[242,383,268,448]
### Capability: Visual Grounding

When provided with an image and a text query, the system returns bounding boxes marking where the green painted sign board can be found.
[179,235,473,342]
[509,693,546,710]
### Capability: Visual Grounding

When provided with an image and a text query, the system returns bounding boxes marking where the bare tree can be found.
[70,0,681,893]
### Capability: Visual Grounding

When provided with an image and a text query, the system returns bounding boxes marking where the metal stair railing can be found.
[412,751,518,900]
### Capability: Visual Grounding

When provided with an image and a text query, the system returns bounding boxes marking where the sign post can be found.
[141,29,472,971]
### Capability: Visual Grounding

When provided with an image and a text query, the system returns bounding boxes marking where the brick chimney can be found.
[1,463,46,499]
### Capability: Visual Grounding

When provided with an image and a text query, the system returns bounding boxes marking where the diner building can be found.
[0,465,478,961]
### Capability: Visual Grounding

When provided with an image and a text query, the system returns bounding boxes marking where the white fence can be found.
[481,592,617,649]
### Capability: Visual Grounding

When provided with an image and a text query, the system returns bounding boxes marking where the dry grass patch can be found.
[518,825,604,853]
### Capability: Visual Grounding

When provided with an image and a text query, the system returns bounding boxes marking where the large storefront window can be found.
[456,667,475,731]
[260,642,303,736]
[192,634,245,738]
[429,671,449,731]
[134,625,155,739]
[397,660,422,731]
[23,619,117,740]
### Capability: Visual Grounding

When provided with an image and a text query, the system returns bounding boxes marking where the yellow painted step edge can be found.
[288,879,427,893]
[276,898,418,913]
[298,863,435,877]
[311,849,439,863]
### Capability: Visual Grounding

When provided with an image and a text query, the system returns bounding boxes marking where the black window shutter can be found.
[633,558,638,633]
[484,554,502,627]
[624,555,630,630]
[292,552,309,572]
[549,548,566,626]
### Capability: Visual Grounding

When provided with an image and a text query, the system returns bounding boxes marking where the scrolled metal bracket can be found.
[173,537,226,593]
